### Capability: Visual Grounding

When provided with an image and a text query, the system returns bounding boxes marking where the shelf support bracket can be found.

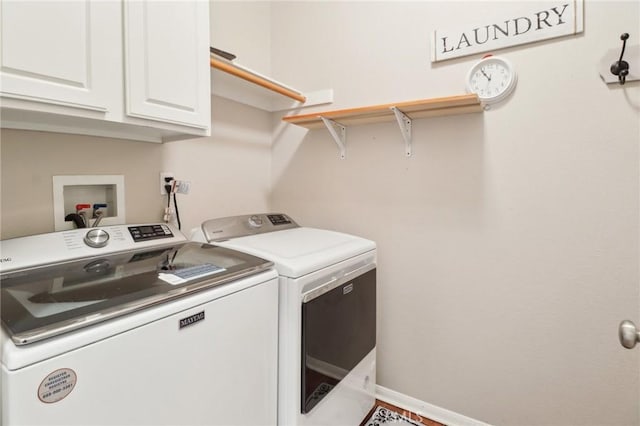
[320,117,347,159]
[391,107,412,157]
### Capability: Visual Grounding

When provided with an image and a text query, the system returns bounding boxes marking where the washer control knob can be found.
[84,229,110,248]
[248,215,264,229]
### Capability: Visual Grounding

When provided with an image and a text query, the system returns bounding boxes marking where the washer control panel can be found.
[0,223,186,273]
[128,224,174,242]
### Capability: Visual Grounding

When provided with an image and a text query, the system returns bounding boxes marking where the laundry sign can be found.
[431,0,584,62]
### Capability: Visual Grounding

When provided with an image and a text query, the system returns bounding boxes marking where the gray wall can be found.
[0,95,273,239]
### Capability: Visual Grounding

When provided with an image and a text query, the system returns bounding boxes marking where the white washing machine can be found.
[192,214,377,426]
[1,223,279,426]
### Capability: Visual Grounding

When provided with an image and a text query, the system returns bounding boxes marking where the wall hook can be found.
[610,33,630,85]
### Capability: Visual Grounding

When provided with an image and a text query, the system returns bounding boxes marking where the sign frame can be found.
[431,1,584,63]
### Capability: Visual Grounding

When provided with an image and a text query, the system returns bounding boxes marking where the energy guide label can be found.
[158,263,226,285]
[38,368,77,403]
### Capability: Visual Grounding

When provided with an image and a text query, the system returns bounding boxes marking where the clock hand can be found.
[480,68,492,81]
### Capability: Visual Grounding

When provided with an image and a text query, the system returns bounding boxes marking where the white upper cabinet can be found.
[0,1,117,113]
[124,1,210,130]
[0,0,211,143]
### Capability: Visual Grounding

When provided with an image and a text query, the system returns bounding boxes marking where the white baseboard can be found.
[375,385,492,426]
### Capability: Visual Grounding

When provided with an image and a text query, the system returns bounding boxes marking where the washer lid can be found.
[1,242,273,345]
[217,227,376,278]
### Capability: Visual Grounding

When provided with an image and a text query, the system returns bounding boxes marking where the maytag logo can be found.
[179,311,205,329]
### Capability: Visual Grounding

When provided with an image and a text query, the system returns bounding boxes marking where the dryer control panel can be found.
[266,214,293,226]
[200,213,299,242]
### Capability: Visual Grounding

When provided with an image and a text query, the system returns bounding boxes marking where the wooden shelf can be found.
[211,58,306,103]
[210,57,334,112]
[281,94,483,159]
[282,93,482,129]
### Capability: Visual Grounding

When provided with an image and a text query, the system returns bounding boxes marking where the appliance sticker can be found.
[158,263,226,285]
[38,368,77,404]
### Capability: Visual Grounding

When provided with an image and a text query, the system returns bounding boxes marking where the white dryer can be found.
[193,213,377,426]
[1,223,279,426]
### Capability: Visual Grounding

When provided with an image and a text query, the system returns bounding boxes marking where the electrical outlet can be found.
[160,172,174,195]
[175,180,191,195]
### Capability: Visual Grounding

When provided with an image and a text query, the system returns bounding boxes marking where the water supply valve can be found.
[92,203,108,227]
[75,204,92,228]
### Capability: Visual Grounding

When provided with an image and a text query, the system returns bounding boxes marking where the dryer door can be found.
[301,267,376,414]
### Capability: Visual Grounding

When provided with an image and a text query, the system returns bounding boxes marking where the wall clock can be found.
[465,55,517,108]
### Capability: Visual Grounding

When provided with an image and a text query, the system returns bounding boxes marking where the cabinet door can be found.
[0,1,115,113]
[124,1,210,130]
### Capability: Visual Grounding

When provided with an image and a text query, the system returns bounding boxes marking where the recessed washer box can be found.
[52,175,125,231]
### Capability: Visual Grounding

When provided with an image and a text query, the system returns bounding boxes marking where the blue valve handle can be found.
[91,204,108,227]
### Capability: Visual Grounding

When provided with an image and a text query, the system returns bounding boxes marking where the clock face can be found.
[466,56,517,105]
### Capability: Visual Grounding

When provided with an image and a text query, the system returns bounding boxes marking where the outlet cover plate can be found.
[160,172,174,195]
